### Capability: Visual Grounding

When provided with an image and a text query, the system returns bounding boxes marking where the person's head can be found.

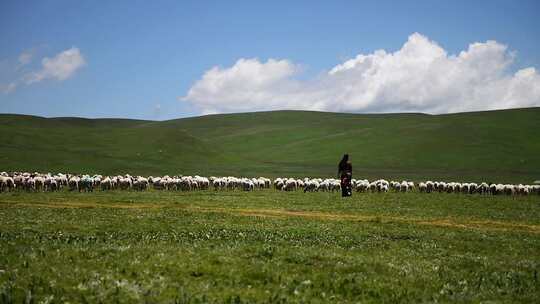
[339,154,349,167]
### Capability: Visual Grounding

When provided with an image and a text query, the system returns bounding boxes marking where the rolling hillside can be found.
[1,108,539,183]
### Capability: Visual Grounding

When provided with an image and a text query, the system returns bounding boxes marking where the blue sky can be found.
[1,0,539,119]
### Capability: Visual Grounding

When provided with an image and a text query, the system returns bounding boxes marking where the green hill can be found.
[1,108,539,183]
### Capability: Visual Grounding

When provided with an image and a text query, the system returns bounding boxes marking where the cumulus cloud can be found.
[25,47,86,84]
[183,58,302,114]
[182,33,540,114]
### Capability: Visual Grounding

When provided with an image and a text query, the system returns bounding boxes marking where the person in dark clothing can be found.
[338,154,352,197]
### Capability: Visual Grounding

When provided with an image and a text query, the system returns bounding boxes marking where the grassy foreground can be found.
[0,190,539,303]
[1,107,540,182]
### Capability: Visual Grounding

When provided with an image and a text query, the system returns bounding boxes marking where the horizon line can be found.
[0,106,538,122]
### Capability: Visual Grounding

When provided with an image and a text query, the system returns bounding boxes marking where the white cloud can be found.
[183,33,540,114]
[153,103,162,118]
[25,47,86,84]
[0,82,17,94]
[183,58,302,114]
[18,50,33,66]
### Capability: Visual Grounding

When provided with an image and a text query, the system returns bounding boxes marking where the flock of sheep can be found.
[1,171,539,196]
[283,177,539,195]
[0,172,270,193]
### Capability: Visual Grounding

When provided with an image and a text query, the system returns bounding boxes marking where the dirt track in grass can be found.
[2,200,539,234]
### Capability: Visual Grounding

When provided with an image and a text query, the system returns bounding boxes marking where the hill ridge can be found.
[1,107,539,182]
[2,106,538,122]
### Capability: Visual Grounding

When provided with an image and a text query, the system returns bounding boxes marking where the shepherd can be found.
[338,154,352,197]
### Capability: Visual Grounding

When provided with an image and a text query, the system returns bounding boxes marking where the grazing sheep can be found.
[242,179,255,191]
[274,178,284,190]
[425,181,434,193]
[33,176,44,192]
[212,178,224,190]
[374,179,389,193]
[503,184,515,195]
[13,175,24,189]
[194,176,209,190]
[478,182,490,194]
[178,177,192,191]
[282,179,297,191]
[400,181,409,192]
[79,175,94,192]
[119,176,133,190]
[44,176,54,191]
[44,177,58,192]
[24,177,35,191]
[461,183,470,194]
[303,179,320,192]
[5,176,15,192]
[437,181,447,193]
[68,177,79,191]
[92,175,102,188]
[261,177,271,188]
[133,177,149,191]
[355,180,369,192]
[54,175,68,189]
[494,184,505,195]
[469,183,478,194]
[152,177,165,190]
[101,177,112,191]
[3,170,538,200]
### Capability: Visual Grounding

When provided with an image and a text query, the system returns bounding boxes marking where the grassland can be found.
[1,107,539,183]
[1,190,539,303]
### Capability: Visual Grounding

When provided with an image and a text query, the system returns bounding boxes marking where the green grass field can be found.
[1,108,539,302]
[1,107,539,183]
[1,190,539,303]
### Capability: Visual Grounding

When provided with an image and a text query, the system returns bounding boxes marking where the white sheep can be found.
[133,177,149,191]
[303,179,320,192]
[101,177,112,191]
[119,176,133,190]
[282,179,297,191]
[68,176,79,191]
[0,176,16,192]
[355,180,369,192]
